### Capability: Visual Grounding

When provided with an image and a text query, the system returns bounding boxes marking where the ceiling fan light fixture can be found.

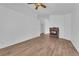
[28,3,47,10]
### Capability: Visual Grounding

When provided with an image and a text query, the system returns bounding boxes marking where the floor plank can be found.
[0,34,79,56]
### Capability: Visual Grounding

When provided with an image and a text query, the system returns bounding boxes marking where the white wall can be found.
[40,18,45,34]
[64,14,71,40]
[44,18,50,34]
[71,4,79,52]
[37,15,49,34]
[44,14,71,40]
[0,6,40,48]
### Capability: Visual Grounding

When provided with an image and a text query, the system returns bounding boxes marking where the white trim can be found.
[0,34,40,49]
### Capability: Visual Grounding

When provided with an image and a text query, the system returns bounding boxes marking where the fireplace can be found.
[49,27,59,38]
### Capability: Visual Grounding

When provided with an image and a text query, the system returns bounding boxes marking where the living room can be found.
[0,3,79,56]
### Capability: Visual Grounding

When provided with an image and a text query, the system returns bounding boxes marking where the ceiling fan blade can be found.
[27,3,34,4]
[35,6,38,10]
[40,4,46,8]
[28,3,47,10]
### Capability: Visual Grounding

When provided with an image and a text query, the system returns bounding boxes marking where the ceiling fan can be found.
[28,3,47,10]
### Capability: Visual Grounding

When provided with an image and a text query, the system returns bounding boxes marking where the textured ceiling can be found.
[27,3,74,15]
[0,3,74,15]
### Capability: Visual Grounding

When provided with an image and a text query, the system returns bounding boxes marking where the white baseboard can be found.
[70,40,79,52]
[0,33,40,49]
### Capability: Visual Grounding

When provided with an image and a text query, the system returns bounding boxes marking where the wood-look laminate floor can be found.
[0,34,79,56]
